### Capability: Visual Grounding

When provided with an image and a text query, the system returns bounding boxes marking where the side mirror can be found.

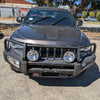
[77,20,83,26]
[16,16,23,23]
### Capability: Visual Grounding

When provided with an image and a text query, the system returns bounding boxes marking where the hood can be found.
[11,24,89,46]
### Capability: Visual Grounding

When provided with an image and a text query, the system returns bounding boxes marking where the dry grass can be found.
[81,30,100,38]
[0,17,16,20]
[0,25,18,36]
[84,21,100,24]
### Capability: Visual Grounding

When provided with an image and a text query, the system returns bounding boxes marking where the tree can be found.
[82,11,87,18]
[34,0,45,6]
[89,11,95,17]
[96,11,100,21]
[33,0,72,7]
[33,0,100,10]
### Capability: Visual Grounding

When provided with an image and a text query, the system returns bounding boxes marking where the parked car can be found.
[84,16,98,21]
[4,7,96,78]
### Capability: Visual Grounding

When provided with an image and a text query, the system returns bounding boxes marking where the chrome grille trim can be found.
[60,48,63,59]
[39,48,42,56]
[46,48,49,60]
[54,48,56,59]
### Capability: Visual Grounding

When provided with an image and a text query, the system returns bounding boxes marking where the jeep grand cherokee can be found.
[4,7,96,78]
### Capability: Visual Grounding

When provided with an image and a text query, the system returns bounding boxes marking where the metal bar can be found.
[60,48,63,59]
[32,47,34,50]
[77,46,80,62]
[39,48,42,56]
[54,48,56,59]
[46,48,49,60]
[93,44,96,53]
[23,44,27,61]
[4,39,8,51]
[5,39,23,46]
[73,49,76,54]
[11,0,14,29]
[27,44,78,48]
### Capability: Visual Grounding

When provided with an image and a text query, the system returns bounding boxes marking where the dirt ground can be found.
[0,17,16,20]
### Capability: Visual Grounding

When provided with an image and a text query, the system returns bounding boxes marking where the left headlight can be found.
[80,46,91,52]
[9,42,24,50]
[63,51,75,63]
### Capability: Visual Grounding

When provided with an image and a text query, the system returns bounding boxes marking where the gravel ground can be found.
[0,37,100,100]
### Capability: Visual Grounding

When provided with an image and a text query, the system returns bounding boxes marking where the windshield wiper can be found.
[30,16,51,24]
[51,17,67,25]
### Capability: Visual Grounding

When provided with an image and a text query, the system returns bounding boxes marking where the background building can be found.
[0,0,37,17]
[0,0,36,8]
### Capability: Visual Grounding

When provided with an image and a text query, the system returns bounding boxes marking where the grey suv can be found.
[4,7,96,78]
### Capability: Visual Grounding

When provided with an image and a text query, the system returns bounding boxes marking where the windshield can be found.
[24,9,75,27]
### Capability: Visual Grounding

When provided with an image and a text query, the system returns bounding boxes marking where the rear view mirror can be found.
[16,16,23,23]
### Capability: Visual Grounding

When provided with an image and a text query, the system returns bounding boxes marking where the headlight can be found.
[27,50,39,62]
[9,42,24,50]
[80,46,91,52]
[63,51,75,63]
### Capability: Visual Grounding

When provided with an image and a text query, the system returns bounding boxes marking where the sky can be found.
[25,0,36,4]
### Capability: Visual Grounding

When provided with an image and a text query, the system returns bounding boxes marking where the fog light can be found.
[63,51,75,63]
[82,63,86,69]
[7,56,19,68]
[82,63,85,67]
[14,60,19,66]
[27,50,39,62]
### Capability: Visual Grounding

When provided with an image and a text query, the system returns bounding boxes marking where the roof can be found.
[31,7,70,12]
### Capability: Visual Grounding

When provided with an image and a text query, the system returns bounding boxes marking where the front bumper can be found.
[4,50,96,78]
[4,39,96,78]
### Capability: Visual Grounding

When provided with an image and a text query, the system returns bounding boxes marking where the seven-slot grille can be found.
[27,46,77,61]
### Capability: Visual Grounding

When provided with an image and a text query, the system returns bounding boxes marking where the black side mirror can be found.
[16,16,23,23]
[77,20,83,26]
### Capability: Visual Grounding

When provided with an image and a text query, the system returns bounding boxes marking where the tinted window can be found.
[24,9,75,27]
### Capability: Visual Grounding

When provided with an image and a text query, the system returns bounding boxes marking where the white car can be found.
[85,16,98,22]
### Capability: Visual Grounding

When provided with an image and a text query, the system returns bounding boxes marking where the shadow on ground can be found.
[29,63,100,87]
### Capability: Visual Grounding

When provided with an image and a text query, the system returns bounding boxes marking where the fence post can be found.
[11,0,15,29]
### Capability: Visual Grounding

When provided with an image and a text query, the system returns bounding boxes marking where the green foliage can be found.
[34,0,45,6]
[89,11,95,17]
[33,0,70,7]
[33,0,100,10]
[96,11,100,21]
[82,11,87,19]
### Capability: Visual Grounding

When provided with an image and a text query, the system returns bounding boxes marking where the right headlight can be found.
[63,51,75,63]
